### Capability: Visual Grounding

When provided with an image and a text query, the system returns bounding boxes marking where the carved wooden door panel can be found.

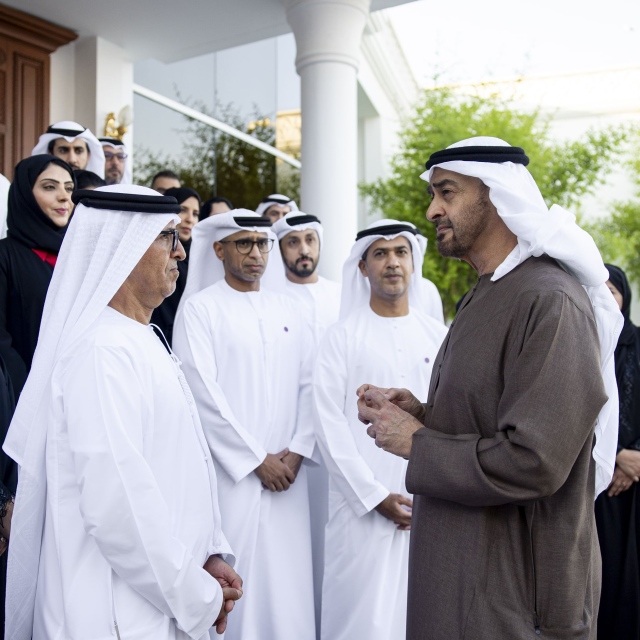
[0,35,49,178]
[0,5,76,179]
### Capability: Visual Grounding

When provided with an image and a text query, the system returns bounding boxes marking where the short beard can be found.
[285,256,317,278]
[436,191,493,258]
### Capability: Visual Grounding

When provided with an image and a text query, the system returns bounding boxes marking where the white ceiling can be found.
[5,0,414,62]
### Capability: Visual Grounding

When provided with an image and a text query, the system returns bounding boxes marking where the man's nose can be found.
[426,200,444,223]
[173,240,187,260]
[249,243,262,258]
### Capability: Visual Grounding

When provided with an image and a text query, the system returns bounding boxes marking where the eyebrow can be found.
[39,178,74,184]
[373,243,410,251]
[429,178,459,192]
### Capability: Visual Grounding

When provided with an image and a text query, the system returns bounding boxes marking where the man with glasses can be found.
[173,210,317,640]
[3,185,242,640]
[99,137,132,185]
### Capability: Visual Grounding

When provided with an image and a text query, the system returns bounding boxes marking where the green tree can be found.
[360,88,627,318]
[134,101,300,209]
[584,133,640,285]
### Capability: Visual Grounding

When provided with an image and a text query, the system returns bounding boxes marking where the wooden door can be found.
[0,4,76,179]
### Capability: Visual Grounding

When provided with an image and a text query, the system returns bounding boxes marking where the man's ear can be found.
[358,259,368,278]
[213,241,225,261]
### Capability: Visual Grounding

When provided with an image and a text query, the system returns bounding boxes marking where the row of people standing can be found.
[0,134,638,639]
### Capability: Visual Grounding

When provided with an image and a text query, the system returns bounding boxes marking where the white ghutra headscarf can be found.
[340,219,443,322]
[3,185,180,640]
[421,136,623,497]
[99,136,132,185]
[31,121,106,178]
[178,209,287,312]
[271,211,323,244]
[255,193,299,217]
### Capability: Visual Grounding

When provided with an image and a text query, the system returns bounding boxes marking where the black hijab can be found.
[7,155,75,254]
[164,187,201,207]
[606,264,640,446]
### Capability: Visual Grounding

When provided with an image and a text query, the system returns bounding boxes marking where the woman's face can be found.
[606,280,624,311]
[32,163,74,228]
[176,196,200,242]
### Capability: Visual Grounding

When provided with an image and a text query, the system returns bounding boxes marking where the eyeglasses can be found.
[104,152,127,161]
[158,229,180,252]
[219,238,274,254]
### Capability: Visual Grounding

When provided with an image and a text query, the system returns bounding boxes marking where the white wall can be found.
[50,37,134,156]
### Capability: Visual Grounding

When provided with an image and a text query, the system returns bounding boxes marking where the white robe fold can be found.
[313,306,447,640]
[283,275,341,637]
[34,307,231,640]
[284,276,341,343]
[173,280,316,640]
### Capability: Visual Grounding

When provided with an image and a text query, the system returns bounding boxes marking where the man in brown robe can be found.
[358,138,621,639]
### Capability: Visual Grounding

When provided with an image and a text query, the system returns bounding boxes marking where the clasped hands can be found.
[356,384,425,459]
[255,448,303,492]
[204,555,243,635]
[608,449,640,497]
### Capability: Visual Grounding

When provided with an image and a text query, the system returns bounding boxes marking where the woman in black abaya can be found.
[595,263,640,640]
[0,155,74,397]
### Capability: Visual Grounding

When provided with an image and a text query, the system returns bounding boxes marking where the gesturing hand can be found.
[375,493,413,530]
[255,449,296,492]
[204,556,243,635]
[356,385,425,424]
[358,387,423,458]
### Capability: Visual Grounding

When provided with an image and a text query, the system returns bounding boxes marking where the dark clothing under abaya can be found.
[150,188,200,347]
[0,155,72,396]
[595,264,640,640]
[151,238,189,347]
[0,353,15,639]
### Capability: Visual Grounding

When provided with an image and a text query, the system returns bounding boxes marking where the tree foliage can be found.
[360,88,627,318]
[585,133,640,285]
[134,101,300,209]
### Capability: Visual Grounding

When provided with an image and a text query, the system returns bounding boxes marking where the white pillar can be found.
[51,37,133,155]
[286,0,370,281]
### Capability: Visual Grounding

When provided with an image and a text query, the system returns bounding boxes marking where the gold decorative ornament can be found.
[103,105,132,140]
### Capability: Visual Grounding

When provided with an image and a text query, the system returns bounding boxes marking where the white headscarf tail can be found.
[3,184,180,640]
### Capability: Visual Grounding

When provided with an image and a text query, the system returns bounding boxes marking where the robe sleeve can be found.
[289,319,317,460]
[406,290,608,507]
[173,300,268,483]
[313,326,390,517]
[65,345,222,640]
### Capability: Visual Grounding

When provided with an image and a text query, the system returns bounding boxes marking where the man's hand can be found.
[608,466,635,497]
[255,449,296,492]
[282,451,303,479]
[375,493,413,530]
[358,387,423,458]
[615,449,640,482]
[357,385,425,424]
[204,555,243,635]
[214,587,243,634]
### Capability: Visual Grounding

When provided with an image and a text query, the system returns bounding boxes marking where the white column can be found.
[286,0,370,281]
[73,37,134,154]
